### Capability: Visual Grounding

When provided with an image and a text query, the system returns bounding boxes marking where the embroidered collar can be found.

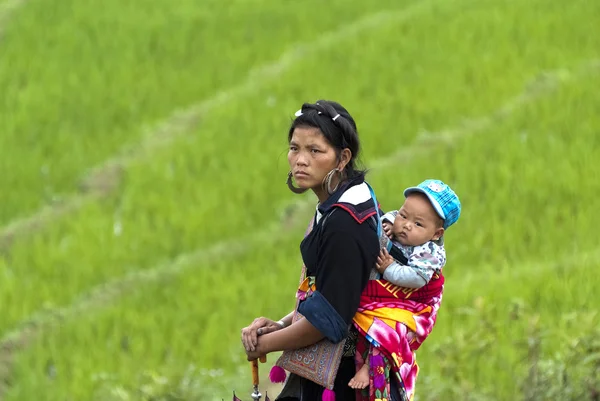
[317,174,366,215]
[314,174,381,225]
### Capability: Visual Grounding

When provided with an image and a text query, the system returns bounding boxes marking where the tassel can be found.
[269,365,287,383]
[322,388,335,401]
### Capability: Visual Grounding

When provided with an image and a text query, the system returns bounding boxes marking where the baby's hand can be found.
[382,222,393,239]
[376,248,395,274]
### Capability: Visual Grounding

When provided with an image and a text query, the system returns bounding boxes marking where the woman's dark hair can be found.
[288,99,365,179]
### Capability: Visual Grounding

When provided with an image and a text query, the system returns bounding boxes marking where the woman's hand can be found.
[241,317,284,352]
[245,347,263,361]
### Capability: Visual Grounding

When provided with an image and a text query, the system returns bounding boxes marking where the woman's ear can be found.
[338,148,352,171]
[432,227,445,241]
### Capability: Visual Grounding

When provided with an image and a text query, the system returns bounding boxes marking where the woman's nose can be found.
[295,153,309,166]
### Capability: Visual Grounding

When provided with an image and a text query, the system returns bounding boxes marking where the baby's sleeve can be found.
[382,261,428,288]
[381,210,398,224]
[406,242,446,283]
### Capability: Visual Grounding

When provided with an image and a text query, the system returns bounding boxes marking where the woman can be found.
[241,100,389,400]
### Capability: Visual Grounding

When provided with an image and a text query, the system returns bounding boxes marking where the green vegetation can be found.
[1,0,598,399]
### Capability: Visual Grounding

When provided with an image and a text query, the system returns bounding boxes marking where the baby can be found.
[349,179,461,390]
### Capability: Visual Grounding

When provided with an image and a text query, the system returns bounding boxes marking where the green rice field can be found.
[0,0,599,399]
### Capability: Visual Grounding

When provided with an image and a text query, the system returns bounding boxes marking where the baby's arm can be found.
[382,243,445,289]
[382,261,427,288]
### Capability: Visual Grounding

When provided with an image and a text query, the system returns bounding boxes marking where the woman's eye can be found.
[289,146,298,151]
[311,149,320,153]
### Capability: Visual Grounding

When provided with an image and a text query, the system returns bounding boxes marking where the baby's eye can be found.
[400,214,407,219]
[415,222,423,227]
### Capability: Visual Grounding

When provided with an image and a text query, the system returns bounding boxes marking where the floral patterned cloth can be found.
[352,272,445,401]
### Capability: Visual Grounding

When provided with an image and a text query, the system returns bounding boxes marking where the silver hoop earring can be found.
[324,168,343,195]
[287,171,308,194]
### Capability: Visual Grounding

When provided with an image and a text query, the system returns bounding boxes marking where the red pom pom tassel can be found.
[269,365,287,383]
[322,388,335,401]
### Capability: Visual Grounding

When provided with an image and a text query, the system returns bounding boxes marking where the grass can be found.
[0,0,599,400]
[0,0,401,225]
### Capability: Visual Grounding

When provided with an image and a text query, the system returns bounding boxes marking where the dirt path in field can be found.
[0,262,130,399]
[0,164,124,252]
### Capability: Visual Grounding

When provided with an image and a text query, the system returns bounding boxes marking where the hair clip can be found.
[294,109,339,122]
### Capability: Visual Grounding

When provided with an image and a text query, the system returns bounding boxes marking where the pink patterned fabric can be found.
[353,274,444,401]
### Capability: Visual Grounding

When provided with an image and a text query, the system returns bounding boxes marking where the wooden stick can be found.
[251,355,267,387]
[251,359,259,386]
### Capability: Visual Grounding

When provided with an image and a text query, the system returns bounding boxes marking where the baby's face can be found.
[392,193,444,247]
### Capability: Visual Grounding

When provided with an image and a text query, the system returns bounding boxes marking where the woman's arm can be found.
[278,310,294,328]
[247,318,325,360]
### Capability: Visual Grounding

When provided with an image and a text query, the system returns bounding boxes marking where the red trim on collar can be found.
[332,203,379,224]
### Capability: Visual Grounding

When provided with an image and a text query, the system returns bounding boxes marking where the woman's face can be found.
[288,126,340,193]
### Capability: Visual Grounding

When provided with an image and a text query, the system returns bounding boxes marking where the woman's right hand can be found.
[241,317,284,352]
